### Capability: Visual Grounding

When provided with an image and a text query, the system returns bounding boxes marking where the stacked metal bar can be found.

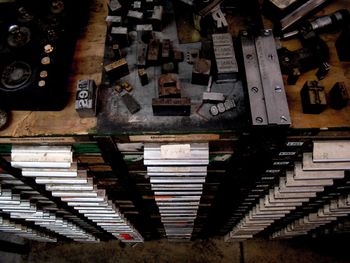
[225,140,350,241]
[0,165,101,241]
[270,140,350,238]
[144,143,209,241]
[11,145,144,243]
[0,216,57,242]
[0,184,97,242]
[271,194,350,238]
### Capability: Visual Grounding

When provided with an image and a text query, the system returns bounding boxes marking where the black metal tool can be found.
[278,10,350,85]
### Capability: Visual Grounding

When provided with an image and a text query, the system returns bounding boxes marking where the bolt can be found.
[275,85,282,92]
[263,29,270,36]
[268,54,274,60]
[280,116,288,122]
[251,87,259,93]
[242,31,248,36]
[246,54,253,60]
[256,117,263,123]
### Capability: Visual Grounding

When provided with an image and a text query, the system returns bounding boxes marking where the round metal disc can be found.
[210,105,219,116]
[0,61,32,91]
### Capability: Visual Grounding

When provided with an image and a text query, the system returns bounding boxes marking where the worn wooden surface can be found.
[277,0,350,129]
[0,0,107,137]
[0,0,350,137]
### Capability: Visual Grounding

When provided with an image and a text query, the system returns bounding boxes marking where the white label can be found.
[287,141,304,146]
[160,144,191,159]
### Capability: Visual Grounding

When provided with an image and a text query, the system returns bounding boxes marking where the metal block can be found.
[313,141,350,162]
[240,30,290,126]
[302,152,350,171]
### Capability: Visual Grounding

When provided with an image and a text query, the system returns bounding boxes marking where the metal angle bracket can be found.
[240,29,291,126]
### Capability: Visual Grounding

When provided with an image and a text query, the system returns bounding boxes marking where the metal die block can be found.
[152,98,191,116]
[302,152,350,171]
[104,59,129,79]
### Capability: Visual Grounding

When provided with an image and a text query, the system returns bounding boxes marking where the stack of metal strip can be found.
[0,216,57,242]
[11,145,144,243]
[0,165,100,242]
[271,141,350,238]
[0,184,97,242]
[144,143,209,241]
[225,140,350,241]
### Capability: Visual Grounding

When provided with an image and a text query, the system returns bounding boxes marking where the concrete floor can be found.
[0,237,345,263]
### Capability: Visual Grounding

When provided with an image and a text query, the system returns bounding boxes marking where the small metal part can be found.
[211,6,228,29]
[108,0,122,13]
[75,79,97,118]
[121,93,141,114]
[202,92,225,102]
[300,80,327,114]
[173,50,184,62]
[114,84,123,93]
[210,105,219,116]
[44,44,54,54]
[150,6,163,31]
[147,39,160,66]
[41,57,51,65]
[138,69,149,86]
[136,24,153,43]
[40,71,48,78]
[7,25,31,47]
[152,98,191,116]
[110,27,128,46]
[106,16,122,27]
[186,49,199,64]
[192,59,211,85]
[329,82,349,109]
[217,103,225,113]
[121,81,133,92]
[38,80,46,88]
[224,99,236,110]
[112,44,122,60]
[137,43,147,68]
[51,0,65,14]
[158,74,181,98]
[161,39,172,62]
[104,59,129,79]
[0,109,8,129]
[0,61,32,91]
[316,62,330,80]
[263,0,330,31]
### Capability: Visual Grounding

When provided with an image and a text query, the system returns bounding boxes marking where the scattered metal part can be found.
[75,80,97,118]
[300,81,327,114]
[0,109,8,129]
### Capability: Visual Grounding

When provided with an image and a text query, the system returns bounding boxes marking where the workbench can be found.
[0,0,349,138]
[0,0,350,242]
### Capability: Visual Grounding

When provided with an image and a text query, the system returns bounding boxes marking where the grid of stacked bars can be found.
[225,141,350,241]
[10,145,143,243]
[144,143,209,240]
